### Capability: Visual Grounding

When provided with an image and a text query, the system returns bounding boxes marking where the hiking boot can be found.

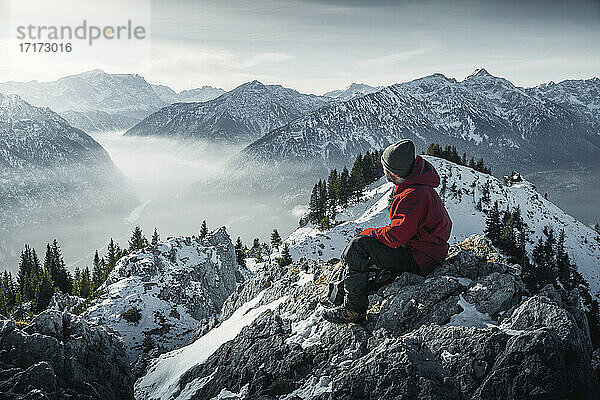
[322,305,366,324]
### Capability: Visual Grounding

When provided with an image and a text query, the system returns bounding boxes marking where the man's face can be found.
[384,168,404,184]
[384,168,396,183]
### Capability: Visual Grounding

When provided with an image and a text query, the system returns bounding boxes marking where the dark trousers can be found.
[341,235,422,312]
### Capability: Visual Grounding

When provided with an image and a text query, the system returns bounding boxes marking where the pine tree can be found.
[339,166,351,208]
[105,239,119,280]
[79,268,92,299]
[252,238,260,249]
[349,156,365,202]
[2,271,16,314]
[234,237,246,268]
[439,175,448,203]
[271,229,282,250]
[14,291,24,321]
[0,271,16,316]
[129,226,148,252]
[200,220,208,239]
[481,180,491,204]
[92,250,103,290]
[326,169,339,220]
[151,228,160,247]
[427,143,441,157]
[554,229,573,290]
[319,215,330,231]
[17,245,38,301]
[32,268,54,313]
[484,201,502,245]
[532,230,556,287]
[50,240,72,295]
[308,182,321,224]
[279,243,293,267]
[468,157,476,169]
[73,267,82,297]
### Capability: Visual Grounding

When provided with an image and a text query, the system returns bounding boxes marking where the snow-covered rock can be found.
[286,156,600,299]
[83,227,246,362]
[48,291,85,313]
[125,80,330,144]
[135,237,598,399]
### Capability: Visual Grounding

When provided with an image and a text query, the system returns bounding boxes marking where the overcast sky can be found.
[1,0,599,94]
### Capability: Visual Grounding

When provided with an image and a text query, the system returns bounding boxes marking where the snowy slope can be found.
[125,80,330,144]
[84,227,245,362]
[60,109,140,132]
[285,156,600,297]
[135,288,287,399]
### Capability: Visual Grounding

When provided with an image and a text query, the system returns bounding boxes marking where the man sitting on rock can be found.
[323,139,452,323]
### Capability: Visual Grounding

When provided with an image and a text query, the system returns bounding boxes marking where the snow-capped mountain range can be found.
[124,80,330,144]
[0,93,136,235]
[234,69,600,182]
[0,69,166,119]
[0,70,224,132]
[84,227,246,362]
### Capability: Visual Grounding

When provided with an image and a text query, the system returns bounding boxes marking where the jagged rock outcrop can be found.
[136,235,599,400]
[48,291,85,313]
[0,310,133,399]
[84,227,246,362]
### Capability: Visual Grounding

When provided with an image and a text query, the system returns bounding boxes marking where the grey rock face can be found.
[0,310,133,399]
[157,236,599,400]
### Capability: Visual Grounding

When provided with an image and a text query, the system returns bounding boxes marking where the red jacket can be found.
[360,156,452,274]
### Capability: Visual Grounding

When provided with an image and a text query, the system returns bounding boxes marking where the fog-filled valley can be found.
[0,130,308,274]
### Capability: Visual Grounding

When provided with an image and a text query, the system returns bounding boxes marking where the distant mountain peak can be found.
[77,68,108,77]
[466,68,492,79]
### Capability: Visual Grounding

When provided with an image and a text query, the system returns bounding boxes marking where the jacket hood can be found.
[395,156,440,192]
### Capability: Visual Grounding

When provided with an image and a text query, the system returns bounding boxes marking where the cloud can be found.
[356,41,440,69]
[140,41,292,90]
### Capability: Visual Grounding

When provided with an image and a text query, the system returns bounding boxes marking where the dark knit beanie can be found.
[381,139,415,177]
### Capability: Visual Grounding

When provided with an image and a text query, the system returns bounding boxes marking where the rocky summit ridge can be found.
[136,235,600,400]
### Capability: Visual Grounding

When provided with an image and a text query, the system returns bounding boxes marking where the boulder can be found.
[0,310,133,399]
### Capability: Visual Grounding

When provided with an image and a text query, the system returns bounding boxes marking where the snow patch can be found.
[135,291,288,400]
